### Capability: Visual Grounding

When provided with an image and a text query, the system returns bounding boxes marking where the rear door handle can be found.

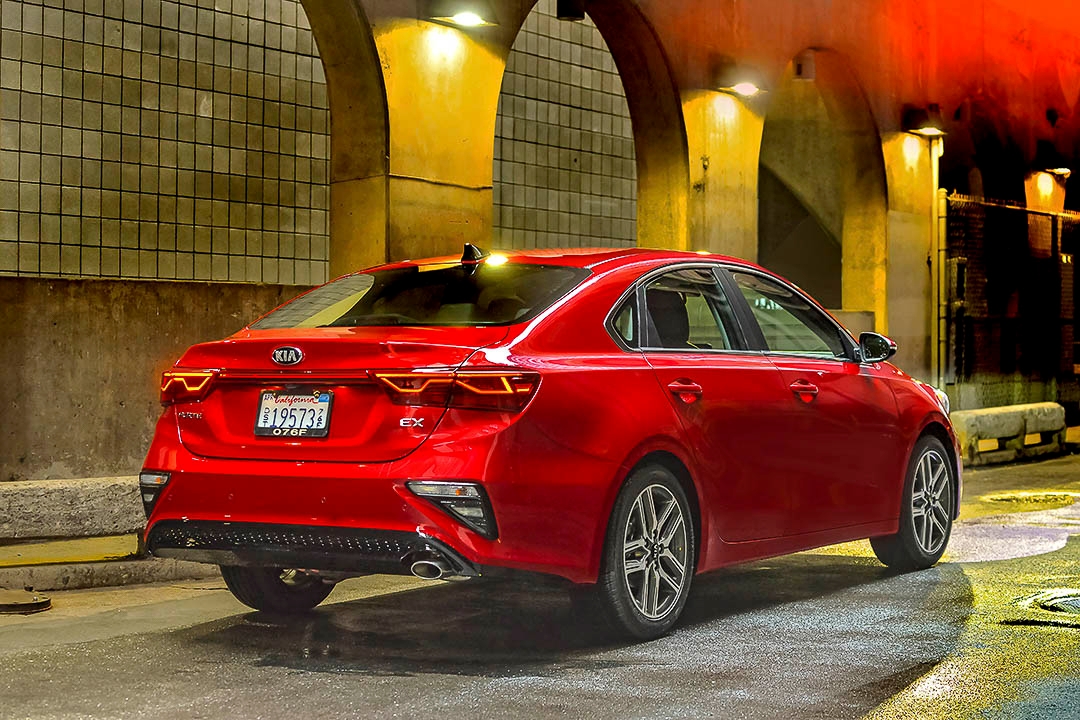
[789,379,819,401]
[667,380,703,403]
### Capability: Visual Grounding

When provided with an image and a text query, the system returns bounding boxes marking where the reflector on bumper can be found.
[406,481,498,539]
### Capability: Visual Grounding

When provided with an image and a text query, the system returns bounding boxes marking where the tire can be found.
[870,435,955,571]
[595,464,696,640]
[220,566,334,613]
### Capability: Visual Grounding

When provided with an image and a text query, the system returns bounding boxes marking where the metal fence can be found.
[944,195,1077,410]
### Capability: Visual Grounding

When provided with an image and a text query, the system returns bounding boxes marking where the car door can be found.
[725,269,903,536]
[630,265,796,542]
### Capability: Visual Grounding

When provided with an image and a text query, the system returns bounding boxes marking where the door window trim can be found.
[716,265,861,363]
[603,262,755,355]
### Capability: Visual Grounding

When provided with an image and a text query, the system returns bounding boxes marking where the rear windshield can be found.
[250,262,590,329]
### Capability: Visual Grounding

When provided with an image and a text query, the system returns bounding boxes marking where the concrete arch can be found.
[757,48,888,318]
[500,0,690,250]
[302,0,390,274]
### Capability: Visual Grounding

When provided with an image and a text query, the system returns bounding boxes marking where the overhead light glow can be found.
[1037,171,1055,196]
[450,11,486,26]
[730,82,760,97]
[486,253,509,266]
[902,135,922,167]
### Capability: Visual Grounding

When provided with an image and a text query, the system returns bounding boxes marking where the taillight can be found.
[160,370,218,405]
[375,370,540,412]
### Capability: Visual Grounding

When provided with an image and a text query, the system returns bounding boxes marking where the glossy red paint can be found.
[142,248,960,585]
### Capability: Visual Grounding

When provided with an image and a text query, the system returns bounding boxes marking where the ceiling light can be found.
[902,103,947,137]
[427,0,498,27]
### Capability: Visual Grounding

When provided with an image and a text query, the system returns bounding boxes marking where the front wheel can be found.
[871,436,955,571]
[220,566,335,613]
[595,464,696,640]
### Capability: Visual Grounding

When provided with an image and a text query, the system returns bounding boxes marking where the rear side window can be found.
[251,262,589,329]
[643,268,741,350]
[731,272,848,358]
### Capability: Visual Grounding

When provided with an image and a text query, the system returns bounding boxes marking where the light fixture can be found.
[1032,139,1071,178]
[712,61,767,98]
[556,0,585,21]
[426,0,499,26]
[902,103,946,137]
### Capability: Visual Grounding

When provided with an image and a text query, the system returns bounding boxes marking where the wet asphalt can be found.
[2,455,1079,720]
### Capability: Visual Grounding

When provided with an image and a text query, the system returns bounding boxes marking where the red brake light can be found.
[374,370,540,412]
[160,370,218,405]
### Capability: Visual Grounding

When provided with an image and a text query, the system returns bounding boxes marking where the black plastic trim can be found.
[146,520,480,576]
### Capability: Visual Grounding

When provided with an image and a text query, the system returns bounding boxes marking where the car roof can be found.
[371,247,769,273]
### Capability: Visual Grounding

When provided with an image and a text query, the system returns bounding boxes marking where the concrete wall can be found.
[0,0,331,285]
[0,276,306,481]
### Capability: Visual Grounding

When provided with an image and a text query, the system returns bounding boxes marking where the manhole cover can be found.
[983,492,1077,508]
[1021,589,1080,616]
[0,589,51,614]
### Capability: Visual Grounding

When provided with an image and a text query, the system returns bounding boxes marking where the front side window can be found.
[731,272,849,359]
[251,262,589,329]
[643,268,741,350]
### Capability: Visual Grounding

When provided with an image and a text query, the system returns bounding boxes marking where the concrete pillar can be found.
[883,132,935,379]
[683,91,763,260]
[304,0,391,276]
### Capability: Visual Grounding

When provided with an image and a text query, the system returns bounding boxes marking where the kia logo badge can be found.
[272,346,304,366]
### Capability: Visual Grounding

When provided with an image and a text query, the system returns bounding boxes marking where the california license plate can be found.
[254,390,333,437]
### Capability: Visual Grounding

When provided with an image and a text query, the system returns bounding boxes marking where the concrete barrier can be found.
[951,402,1067,466]
[0,476,143,541]
[0,476,214,590]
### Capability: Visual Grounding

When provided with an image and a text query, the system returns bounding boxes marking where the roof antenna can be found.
[461,243,488,265]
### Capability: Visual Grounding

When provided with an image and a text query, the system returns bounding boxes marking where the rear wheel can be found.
[220,566,335,613]
[594,464,695,640]
[871,436,955,571]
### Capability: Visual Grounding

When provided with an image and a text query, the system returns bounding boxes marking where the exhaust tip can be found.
[410,558,451,580]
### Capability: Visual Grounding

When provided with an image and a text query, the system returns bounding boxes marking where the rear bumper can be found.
[141,406,624,584]
[146,520,480,576]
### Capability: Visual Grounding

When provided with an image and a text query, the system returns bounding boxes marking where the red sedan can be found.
[141,246,959,639]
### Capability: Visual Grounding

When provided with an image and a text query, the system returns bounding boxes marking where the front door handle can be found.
[667,380,703,404]
[789,379,819,402]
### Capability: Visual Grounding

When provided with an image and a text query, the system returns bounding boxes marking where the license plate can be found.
[254,390,333,437]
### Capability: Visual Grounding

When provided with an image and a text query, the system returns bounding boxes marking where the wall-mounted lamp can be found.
[556,0,585,21]
[426,0,499,27]
[1032,139,1071,178]
[902,103,946,137]
[713,63,766,98]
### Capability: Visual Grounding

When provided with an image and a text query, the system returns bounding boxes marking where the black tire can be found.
[595,464,696,640]
[871,435,955,571]
[220,566,334,613]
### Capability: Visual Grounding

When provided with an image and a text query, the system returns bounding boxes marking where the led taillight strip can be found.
[373,373,455,394]
[160,370,218,404]
[161,371,215,394]
[374,373,536,396]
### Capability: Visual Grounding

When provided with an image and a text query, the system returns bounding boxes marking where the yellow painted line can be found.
[0,535,140,568]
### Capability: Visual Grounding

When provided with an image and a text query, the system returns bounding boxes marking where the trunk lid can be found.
[172,326,508,463]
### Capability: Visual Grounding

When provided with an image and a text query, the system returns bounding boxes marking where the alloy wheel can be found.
[910,449,951,556]
[622,484,689,620]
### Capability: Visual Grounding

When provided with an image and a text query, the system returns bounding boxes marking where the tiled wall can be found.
[0,0,330,284]
[493,0,637,249]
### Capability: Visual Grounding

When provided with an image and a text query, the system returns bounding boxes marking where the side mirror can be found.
[859,332,897,363]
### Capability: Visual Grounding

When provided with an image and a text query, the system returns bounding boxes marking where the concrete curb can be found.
[0,476,142,540]
[0,557,217,592]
